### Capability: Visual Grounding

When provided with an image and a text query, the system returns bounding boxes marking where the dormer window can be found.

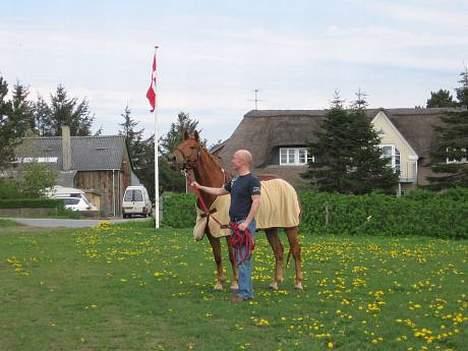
[446,147,467,164]
[279,147,312,166]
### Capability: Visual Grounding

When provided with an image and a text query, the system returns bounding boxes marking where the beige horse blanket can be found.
[193,178,301,240]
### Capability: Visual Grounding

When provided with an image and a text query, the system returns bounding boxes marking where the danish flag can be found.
[146,54,157,112]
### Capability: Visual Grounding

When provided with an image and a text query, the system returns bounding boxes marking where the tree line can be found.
[1,68,467,197]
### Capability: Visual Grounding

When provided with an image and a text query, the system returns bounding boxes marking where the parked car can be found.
[122,186,152,218]
[47,185,97,212]
[60,196,97,212]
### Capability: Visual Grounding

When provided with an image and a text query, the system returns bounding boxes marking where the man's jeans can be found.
[235,219,256,300]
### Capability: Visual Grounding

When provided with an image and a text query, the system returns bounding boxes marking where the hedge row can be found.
[162,189,468,239]
[161,193,197,228]
[0,198,65,209]
[299,190,468,239]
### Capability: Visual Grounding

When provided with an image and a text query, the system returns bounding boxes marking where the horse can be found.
[172,131,303,290]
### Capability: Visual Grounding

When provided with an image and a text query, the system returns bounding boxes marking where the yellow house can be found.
[371,111,419,191]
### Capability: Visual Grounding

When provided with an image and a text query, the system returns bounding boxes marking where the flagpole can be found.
[153,45,160,229]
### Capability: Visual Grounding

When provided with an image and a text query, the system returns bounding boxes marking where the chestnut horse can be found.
[172,131,303,290]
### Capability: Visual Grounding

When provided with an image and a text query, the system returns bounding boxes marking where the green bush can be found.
[161,192,196,228]
[0,179,22,199]
[161,188,468,239]
[0,198,64,209]
[299,189,468,239]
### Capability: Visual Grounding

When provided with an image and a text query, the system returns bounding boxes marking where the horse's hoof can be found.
[295,282,304,290]
[214,282,223,291]
[269,282,279,290]
[230,282,239,290]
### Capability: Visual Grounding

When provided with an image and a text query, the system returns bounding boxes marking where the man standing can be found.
[191,149,261,303]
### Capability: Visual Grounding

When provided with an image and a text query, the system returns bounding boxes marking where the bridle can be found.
[173,144,202,171]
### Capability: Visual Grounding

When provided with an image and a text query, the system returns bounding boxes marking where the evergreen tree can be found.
[0,76,15,169]
[160,111,204,155]
[426,89,457,108]
[33,96,51,136]
[10,82,35,137]
[428,109,468,189]
[302,91,398,194]
[455,67,468,108]
[36,85,94,136]
[118,105,145,179]
[138,135,186,199]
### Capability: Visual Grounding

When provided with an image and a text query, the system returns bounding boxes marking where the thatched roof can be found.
[215,108,456,177]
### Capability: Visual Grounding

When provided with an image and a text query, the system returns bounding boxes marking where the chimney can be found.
[61,126,72,171]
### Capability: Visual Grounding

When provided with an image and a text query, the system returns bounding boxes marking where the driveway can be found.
[5,217,148,228]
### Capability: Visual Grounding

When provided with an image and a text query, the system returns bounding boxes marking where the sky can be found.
[1,0,468,144]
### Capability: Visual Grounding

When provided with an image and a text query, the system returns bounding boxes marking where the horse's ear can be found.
[194,130,200,142]
[183,130,189,140]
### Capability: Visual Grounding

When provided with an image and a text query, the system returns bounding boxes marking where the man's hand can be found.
[191,181,200,190]
[238,221,248,232]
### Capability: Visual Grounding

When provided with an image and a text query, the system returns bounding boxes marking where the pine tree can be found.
[426,89,457,108]
[137,135,186,199]
[160,112,204,155]
[10,81,35,137]
[455,67,468,108]
[0,77,15,170]
[428,109,468,189]
[36,85,94,136]
[302,91,398,194]
[118,105,145,176]
[347,93,399,194]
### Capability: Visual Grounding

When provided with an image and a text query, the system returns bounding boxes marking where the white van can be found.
[122,186,152,218]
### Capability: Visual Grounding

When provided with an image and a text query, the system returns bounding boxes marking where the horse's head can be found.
[171,130,203,171]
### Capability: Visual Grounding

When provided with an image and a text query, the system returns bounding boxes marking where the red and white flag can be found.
[146,54,157,112]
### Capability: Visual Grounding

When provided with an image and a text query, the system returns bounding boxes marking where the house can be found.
[11,126,140,216]
[213,108,455,192]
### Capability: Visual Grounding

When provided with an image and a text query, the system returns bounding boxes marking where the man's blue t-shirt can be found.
[224,173,261,220]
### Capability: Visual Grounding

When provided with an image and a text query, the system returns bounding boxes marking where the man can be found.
[191,149,261,303]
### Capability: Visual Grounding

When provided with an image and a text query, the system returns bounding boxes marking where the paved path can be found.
[5,217,148,228]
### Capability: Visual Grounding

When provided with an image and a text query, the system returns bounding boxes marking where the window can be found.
[279,147,312,166]
[124,190,143,201]
[63,198,80,205]
[380,144,401,174]
[446,147,467,164]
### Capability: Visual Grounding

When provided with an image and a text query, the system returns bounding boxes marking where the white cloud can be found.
[1,4,467,143]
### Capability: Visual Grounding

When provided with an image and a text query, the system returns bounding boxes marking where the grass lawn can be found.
[0,221,466,351]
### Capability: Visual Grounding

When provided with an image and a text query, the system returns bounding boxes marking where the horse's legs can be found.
[207,232,225,290]
[225,237,239,290]
[285,227,303,290]
[265,228,284,290]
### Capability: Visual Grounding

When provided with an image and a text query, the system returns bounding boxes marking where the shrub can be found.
[0,179,22,199]
[161,192,196,228]
[299,190,468,239]
[0,198,64,209]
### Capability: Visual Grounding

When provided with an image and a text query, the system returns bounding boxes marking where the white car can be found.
[122,186,152,218]
[60,196,97,212]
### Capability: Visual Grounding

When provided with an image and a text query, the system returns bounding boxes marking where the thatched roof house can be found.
[214,108,454,190]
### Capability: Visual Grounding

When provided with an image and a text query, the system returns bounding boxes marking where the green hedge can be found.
[299,189,468,239]
[161,189,468,239]
[161,192,197,228]
[0,198,65,209]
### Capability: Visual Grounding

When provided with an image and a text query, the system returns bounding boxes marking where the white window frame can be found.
[279,147,313,166]
[446,147,467,164]
[380,144,400,174]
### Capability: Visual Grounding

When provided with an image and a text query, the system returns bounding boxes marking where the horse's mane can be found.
[201,147,223,170]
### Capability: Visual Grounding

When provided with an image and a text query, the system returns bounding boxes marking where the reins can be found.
[186,171,229,229]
